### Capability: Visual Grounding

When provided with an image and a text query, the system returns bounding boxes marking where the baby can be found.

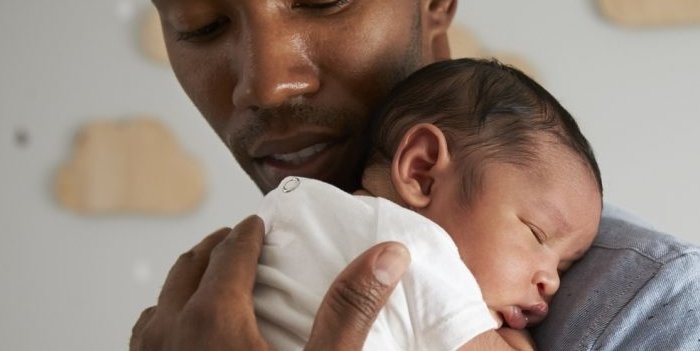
[254,58,603,350]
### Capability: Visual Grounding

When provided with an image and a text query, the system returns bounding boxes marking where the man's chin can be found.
[250,164,360,195]
[249,171,280,195]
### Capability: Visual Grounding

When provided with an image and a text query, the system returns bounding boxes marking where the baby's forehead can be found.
[521,135,597,183]
[530,143,603,236]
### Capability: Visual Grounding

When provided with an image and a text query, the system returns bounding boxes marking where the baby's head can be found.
[362,58,603,329]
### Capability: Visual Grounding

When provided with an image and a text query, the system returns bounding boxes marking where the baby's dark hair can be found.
[368,58,602,205]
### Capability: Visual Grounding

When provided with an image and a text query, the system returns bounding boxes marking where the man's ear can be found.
[422,0,458,61]
[391,123,452,209]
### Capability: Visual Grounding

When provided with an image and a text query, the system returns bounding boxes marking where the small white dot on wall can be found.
[132,259,153,284]
[115,0,137,21]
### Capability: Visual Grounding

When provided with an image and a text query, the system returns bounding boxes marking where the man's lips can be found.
[247,131,351,190]
[249,131,341,160]
[255,141,336,172]
[266,142,330,166]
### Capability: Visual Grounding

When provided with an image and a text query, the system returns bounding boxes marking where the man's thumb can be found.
[305,242,410,351]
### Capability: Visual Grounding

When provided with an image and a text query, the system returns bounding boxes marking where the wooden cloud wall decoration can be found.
[598,0,700,26]
[447,24,539,80]
[55,117,205,215]
[140,7,169,65]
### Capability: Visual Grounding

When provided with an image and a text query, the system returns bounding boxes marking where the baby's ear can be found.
[391,123,452,209]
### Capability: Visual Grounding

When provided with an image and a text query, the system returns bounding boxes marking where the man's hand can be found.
[130,216,269,350]
[130,215,411,351]
[306,242,411,350]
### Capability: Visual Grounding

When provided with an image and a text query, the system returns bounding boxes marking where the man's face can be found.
[154,0,434,193]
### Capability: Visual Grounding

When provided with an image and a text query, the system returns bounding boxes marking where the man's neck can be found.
[356,164,406,207]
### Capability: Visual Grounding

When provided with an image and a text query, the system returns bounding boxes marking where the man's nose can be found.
[232,19,320,111]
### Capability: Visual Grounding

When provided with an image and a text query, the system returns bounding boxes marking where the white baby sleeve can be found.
[374,198,497,351]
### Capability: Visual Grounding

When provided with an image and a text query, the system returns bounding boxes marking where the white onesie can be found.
[255,177,496,351]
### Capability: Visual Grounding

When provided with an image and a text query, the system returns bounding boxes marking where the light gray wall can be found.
[0,0,698,350]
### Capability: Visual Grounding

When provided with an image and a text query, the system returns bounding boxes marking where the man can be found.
[131,0,700,350]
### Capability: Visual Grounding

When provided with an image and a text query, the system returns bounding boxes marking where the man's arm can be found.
[130,215,411,351]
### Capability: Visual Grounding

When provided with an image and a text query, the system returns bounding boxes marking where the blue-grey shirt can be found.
[532,215,700,350]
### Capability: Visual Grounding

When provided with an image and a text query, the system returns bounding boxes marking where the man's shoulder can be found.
[533,216,700,351]
[593,216,699,264]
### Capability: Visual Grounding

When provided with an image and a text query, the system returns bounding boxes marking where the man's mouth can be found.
[268,143,330,165]
[249,133,348,191]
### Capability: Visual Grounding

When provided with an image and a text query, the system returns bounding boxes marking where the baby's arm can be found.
[457,328,536,351]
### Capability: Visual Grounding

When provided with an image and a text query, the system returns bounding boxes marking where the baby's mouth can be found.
[500,302,549,329]
[502,306,529,330]
[523,302,549,326]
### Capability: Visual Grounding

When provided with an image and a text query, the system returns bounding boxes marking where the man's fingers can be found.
[196,215,265,302]
[305,242,410,351]
[178,215,265,347]
[157,227,231,312]
[130,305,156,351]
[130,217,268,351]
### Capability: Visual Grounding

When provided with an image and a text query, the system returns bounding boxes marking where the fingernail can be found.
[373,244,410,286]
